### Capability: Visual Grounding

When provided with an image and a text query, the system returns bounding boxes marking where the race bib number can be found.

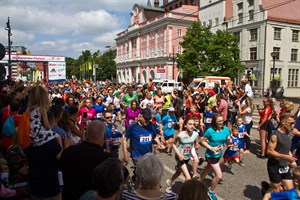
[109,138,118,144]
[140,134,152,144]
[279,166,289,174]
[238,133,244,138]
[168,122,172,128]
[206,118,212,123]
[97,113,103,119]
[230,146,239,151]
[180,145,191,155]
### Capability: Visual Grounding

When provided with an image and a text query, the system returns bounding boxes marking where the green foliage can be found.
[178,21,245,83]
[65,49,116,81]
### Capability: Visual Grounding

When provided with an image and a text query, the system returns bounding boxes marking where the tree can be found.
[65,57,79,79]
[178,21,245,83]
[97,50,116,81]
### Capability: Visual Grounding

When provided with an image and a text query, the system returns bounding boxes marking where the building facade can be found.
[115,0,198,84]
[200,0,300,97]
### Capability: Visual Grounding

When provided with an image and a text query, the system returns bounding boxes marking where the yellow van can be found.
[189,76,231,93]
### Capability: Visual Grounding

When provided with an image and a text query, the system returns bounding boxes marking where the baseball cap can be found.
[140,108,152,120]
[208,91,216,96]
[168,107,175,112]
[151,109,157,115]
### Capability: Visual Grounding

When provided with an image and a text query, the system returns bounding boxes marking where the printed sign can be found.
[48,62,66,81]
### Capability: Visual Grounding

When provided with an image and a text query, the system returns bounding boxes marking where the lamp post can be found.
[169,46,177,81]
[270,52,278,97]
[5,17,12,80]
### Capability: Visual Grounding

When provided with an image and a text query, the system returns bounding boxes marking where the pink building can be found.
[115,0,198,84]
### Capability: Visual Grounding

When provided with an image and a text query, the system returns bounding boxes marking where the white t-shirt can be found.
[242,106,253,125]
[140,98,154,109]
[245,84,254,98]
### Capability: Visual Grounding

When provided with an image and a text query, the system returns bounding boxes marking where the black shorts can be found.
[267,161,292,183]
[175,155,190,167]
[260,120,271,131]
[165,135,174,141]
[206,157,221,164]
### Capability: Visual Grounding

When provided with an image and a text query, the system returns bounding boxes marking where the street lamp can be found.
[270,52,278,97]
[5,17,12,80]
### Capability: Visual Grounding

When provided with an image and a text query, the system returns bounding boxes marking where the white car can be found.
[160,81,183,94]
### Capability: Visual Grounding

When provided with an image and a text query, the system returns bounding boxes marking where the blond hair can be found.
[27,86,50,111]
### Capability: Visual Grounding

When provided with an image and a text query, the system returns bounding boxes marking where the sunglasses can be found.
[105,116,113,119]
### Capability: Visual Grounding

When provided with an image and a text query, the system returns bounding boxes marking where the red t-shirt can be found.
[259,106,272,121]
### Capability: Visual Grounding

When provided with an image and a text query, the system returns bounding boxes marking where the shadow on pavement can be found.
[172,181,183,194]
[244,185,262,200]
[250,140,262,156]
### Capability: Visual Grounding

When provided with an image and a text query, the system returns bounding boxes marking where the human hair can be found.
[210,113,224,131]
[10,100,21,112]
[130,100,138,108]
[182,118,194,131]
[47,110,55,125]
[231,125,238,132]
[69,105,78,116]
[54,98,65,107]
[27,85,50,111]
[58,110,71,133]
[292,166,300,182]
[103,111,112,117]
[136,153,164,189]
[285,101,294,113]
[178,179,209,200]
[279,113,294,126]
[50,104,63,119]
[92,157,125,198]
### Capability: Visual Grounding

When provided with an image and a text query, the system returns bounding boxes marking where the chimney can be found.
[154,0,159,7]
[163,0,168,6]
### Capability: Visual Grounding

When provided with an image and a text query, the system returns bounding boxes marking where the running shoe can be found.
[192,175,199,179]
[166,179,172,193]
[208,190,218,200]
[228,161,232,169]
[239,160,246,167]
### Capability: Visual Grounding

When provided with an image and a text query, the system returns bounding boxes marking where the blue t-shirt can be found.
[223,136,239,158]
[161,114,178,137]
[204,111,215,129]
[204,126,230,158]
[92,104,105,119]
[105,124,122,148]
[126,122,157,158]
[271,188,300,200]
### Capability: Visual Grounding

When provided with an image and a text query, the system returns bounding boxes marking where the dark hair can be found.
[182,117,193,131]
[69,105,79,116]
[47,110,54,124]
[130,100,138,107]
[50,104,63,119]
[210,113,224,131]
[54,98,65,107]
[178,179,209,200]
[92,158,125,198]
[58,110,71,133]
[10,100,21,112]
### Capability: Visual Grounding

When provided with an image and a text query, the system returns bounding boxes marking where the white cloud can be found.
[0,0,153,58]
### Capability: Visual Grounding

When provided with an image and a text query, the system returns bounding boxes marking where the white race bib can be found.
[180,145,192,155]
[140,135,152,143]
[206,118,212,123]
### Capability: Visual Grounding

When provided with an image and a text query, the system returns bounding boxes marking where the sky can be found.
[0,0,154,59]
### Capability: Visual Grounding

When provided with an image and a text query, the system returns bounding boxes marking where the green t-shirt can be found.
[121,93,138,107]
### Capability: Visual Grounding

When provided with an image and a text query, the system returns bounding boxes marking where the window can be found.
[237,2,243,10]
[215,18,219,26]
[202,21,206,27]
[271,68,282,87]
[208,20,212,27]
[249,10,254,21]
[250,29,257,40]
[292,30,299,42]
[288,69,299,87]
[248,0,254,6]
[234,32,240,42]
[274,28,281,40]
[238,13,243,24]
[178,29,182,37]
[291,49,298,61]
[178,46,182,55]
[250,47,257,60]
[273,47,280,60]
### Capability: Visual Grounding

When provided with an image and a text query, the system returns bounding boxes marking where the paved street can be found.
[118,97,299,200]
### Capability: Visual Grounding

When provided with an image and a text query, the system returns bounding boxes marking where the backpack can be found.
[2,116,15,137]
[17,112,31,149]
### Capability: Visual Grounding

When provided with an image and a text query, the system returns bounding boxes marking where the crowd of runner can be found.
[0,77,299,200]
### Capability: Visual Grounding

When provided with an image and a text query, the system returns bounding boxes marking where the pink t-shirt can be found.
[154,95,164,108]
[218,99,228,121]
[125,107,140,128]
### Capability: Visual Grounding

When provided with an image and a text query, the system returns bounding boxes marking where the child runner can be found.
[166,118,199,192]
[203,105,215,131]
[236,117,252,166]
[160,107,179,155]
[220,126,244,169]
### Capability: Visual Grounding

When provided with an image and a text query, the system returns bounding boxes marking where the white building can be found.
[199,0,300,97]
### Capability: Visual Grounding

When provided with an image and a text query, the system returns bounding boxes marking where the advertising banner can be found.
[48,62,66,81]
